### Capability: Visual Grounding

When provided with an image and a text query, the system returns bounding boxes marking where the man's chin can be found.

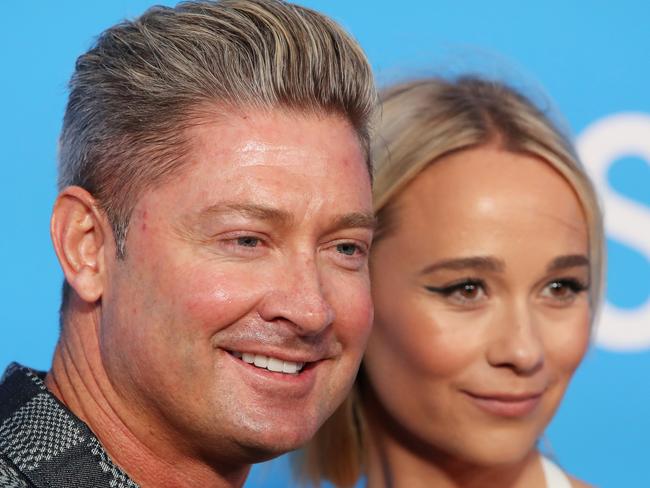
[218,391,333,459]
[191,426,314,468]
[236,444,296,465]
[237,423,318,461]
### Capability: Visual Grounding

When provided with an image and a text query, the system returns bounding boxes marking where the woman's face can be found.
[364,145,590,466]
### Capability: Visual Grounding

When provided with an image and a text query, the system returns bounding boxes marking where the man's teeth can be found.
[236,352,304,374]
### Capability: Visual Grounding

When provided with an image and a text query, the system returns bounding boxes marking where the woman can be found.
[298,77,604,487]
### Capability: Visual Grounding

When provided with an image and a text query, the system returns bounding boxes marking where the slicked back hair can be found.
[57,0,376,314]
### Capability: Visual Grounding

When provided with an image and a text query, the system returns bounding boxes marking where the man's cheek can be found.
[179,271,265,328]
[339,289,374,348]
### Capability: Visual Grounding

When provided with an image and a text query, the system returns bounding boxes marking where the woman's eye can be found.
[541,279,588,302]
[456,282,482,300]
[426,280,487,305]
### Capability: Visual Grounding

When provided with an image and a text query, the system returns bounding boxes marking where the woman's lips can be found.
[463,391,544,418]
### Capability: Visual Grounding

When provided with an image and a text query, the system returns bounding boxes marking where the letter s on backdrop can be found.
[577,113,650,352]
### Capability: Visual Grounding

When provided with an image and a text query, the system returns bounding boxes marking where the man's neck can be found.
[46,311,250,488]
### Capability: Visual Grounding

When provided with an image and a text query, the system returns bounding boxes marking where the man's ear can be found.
[51,186,110,304]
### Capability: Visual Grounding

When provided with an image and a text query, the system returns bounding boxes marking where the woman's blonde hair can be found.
[295,76,605,487]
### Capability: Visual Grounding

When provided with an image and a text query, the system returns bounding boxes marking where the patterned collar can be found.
[0,363,138,488]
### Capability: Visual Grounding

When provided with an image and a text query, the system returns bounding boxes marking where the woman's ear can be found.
[50,186,108,304]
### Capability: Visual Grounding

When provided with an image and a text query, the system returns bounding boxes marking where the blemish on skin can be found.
[141,210,148,232]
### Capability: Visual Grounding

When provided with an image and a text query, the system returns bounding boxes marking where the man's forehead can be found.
[183,107,369,171]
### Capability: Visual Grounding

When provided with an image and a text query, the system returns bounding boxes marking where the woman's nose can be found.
[486,300,545,375]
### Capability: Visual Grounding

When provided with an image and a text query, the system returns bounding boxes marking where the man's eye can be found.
[236,236,260,247]
[329,241,368,271]
[336,243,361,256]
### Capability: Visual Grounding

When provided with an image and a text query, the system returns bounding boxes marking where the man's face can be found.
[99,109,374,462]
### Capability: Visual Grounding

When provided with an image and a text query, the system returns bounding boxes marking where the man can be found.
[0,1,376,486]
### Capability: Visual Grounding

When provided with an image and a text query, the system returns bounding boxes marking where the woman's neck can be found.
[362,406,546,488]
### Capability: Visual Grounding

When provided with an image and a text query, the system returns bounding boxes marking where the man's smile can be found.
[230,351,305,374]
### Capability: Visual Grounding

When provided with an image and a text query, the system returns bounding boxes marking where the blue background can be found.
[1,1,649,486]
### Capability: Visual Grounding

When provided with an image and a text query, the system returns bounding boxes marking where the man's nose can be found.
[258,254,336,335]
[486,300,545,375]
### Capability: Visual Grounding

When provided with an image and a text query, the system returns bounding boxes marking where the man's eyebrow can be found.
[419,256,505,275]
[191,204,375,233]
[197,202,294,226]
[546,254,590,272]
[329,212,377,232]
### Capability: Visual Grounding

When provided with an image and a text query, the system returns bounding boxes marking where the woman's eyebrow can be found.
[546,254,590,272]
[419,256,505,275]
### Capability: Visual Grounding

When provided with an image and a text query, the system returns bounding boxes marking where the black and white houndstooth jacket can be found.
[0,363,139,488]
